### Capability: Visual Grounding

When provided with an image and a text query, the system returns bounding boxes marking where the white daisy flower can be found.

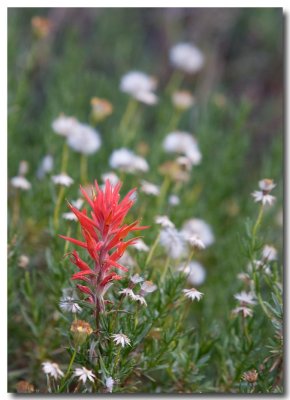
[105,377,114,393]
[67,123,101,155]
[109,148,149,174]
[37,154,54,179]
[159,227,187,259]
[62,212,78,221]
[59,296,82,313]
[140,180,160,196]
[162,131,202,165]
[112,333,131,347]
[11,176,31,190]
[101,172,120,186]
[134,294,147,306]
[179,261,206,286]
[42,361,64,380]
[140,280,157,296]
[133,90,158,105]
[262,245,277,261]
[169,42,205,74]
[181,218,215,247]
[252,191,276,206]
[52,173,74,187]
[252,179,276,206]
[185,235,206,250]
[120,71,157,96]
[232,306,253,318]
[52,114,79,137]
[172,90,195,110]
[73,367,95,384]
[155,215,175,229]
[119,288,135,298]
[132,239,149,252]
[183,288,204,301]
[234,291,257,306]
[130,274,144,285]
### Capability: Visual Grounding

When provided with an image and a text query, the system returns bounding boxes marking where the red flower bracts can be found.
[60,180,148,314]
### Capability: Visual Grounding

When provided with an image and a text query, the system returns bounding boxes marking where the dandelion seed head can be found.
[11,176,31,190]
[163,131,202,165]
[52,173,74,187]
[179,261,206,286]
[67,123,101,155]
[159,227,186,259]
[181,218,215,247]
[170,42,205,74]
[155,215,175,229]
[109,148,149,174]
[132,238,150,252]
[52,114,79,137]
[120,71,157,96]
[140,180,160,196]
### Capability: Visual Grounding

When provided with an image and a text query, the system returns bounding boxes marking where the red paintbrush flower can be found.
[60,180,148,325]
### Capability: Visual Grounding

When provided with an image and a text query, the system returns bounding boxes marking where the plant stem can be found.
[53,185,66,231]
[61,142,69,173]
[165,70,184,95]
[58,348,77,392]
[12,189,20,229]
[80,153,88,184]
[160,256,170,283]
[120,98,138,134]
[145,232,160,268]
[252,204,264,251]
[158,175,171,211]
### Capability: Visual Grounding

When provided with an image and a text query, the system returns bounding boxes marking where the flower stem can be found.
[80,154,88,184]
[160,256,171,283]
[251,204,264,251]
[158,175,171,211]
[145,232,160,268]
[61,142,69,173]
[12,188,20,229]
[53,185,65,231]
[120,98,138,134]
[58,348,77,392]
[165,70,184,95]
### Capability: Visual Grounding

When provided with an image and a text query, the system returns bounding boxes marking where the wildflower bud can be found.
[242,370,258,384]
[16,380,35,393]
[18,254,30,269]
[172,90,195,111]
[18,161,29,176]
[70,320,93,347]
[31,16,52,39]
[90,97,113,123]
